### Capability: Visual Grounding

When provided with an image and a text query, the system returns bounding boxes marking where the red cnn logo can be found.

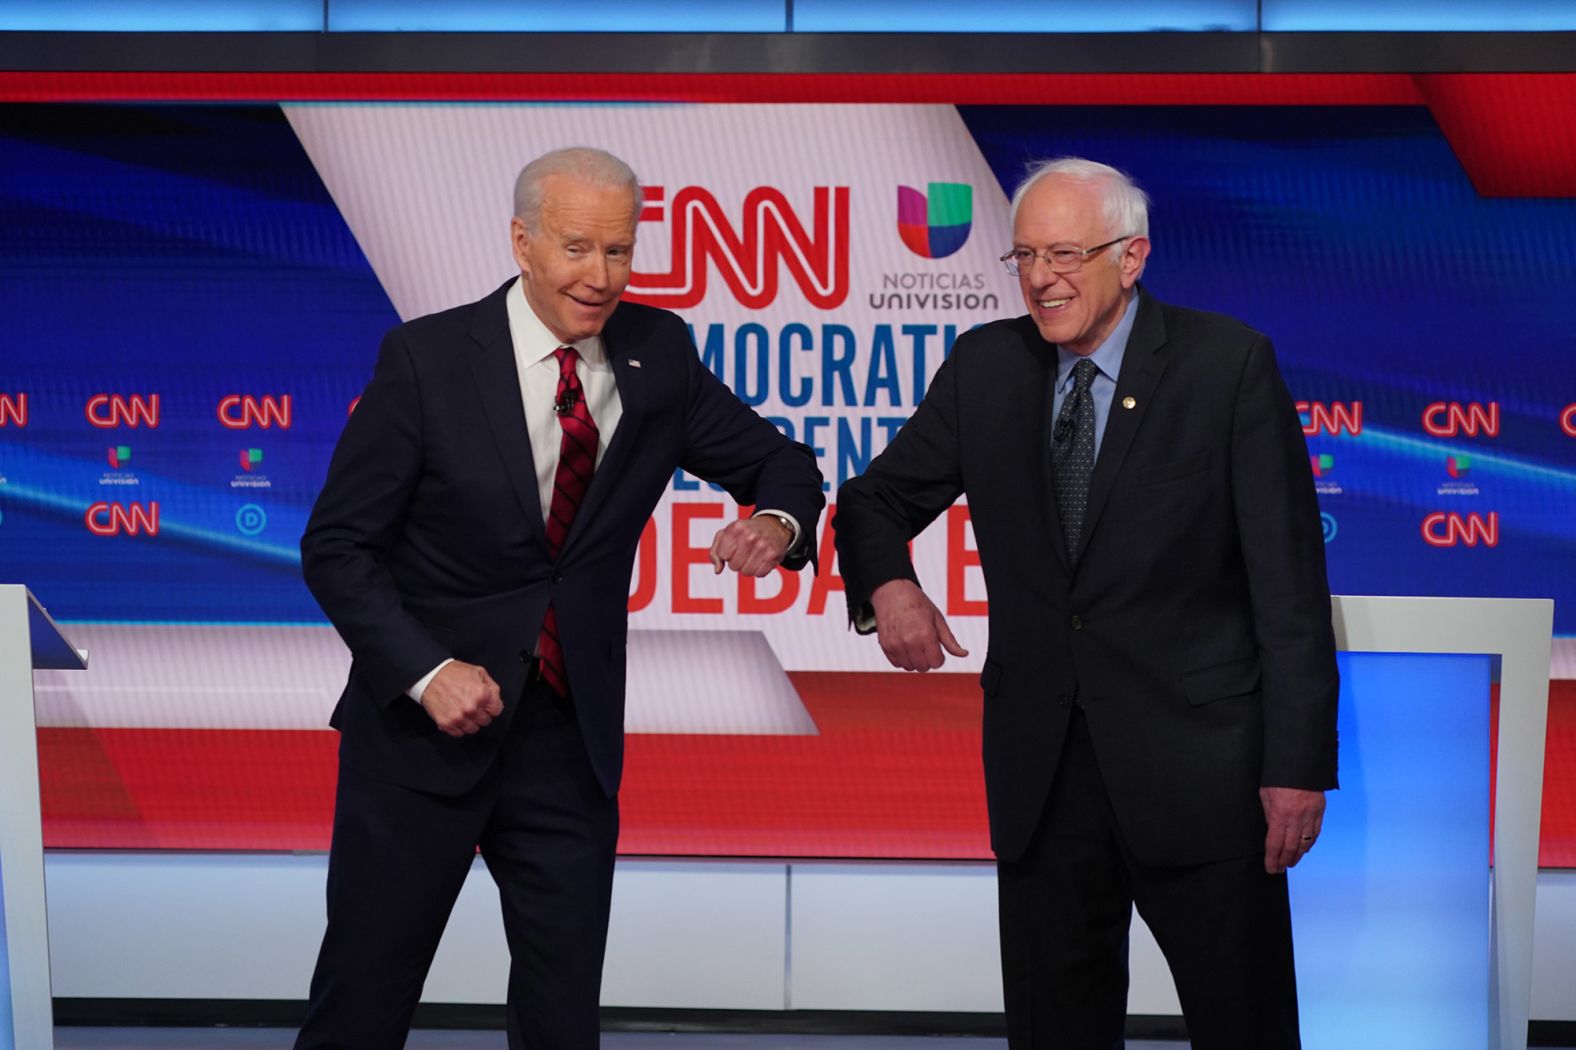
[85,501,160,536]
[1423,401,1499,438]
[1421,511,1499,548]
[85,394,160,429]
[0,393,26,427]
[218,395,292,429]
[626,185,851,310]
[1296,401,1363,437]
[1562,404,1576,437]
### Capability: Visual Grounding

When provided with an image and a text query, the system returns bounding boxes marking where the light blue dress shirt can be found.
[1050,291,1141,461]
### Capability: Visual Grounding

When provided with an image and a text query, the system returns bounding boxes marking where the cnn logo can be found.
[86,394,160,429]
[626,185,850,310]
[1296,401,1362,437]
[85,501,160,536]
[218,395,292,429]
[1423,401,1499,437]
[1421,511,1498,548]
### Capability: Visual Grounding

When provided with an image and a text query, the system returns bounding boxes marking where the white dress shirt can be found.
[507,277,624,513]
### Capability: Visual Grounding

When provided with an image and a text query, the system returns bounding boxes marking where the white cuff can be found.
[407,658,455,704]
[751,509,802,552]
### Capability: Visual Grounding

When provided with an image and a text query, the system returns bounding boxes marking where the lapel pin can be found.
[1122,396,1136,410]
[627,359,642,369]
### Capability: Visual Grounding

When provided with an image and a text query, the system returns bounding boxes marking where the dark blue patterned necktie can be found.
[1052,357,1099,565]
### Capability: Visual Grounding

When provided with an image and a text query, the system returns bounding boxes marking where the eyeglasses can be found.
[1000,236,1134,277]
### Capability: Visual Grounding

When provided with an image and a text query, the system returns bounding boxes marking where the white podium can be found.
[0,586,86,1050]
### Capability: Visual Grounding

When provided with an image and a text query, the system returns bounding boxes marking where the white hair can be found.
[1009,157,1150,247]
[512,147,642,232]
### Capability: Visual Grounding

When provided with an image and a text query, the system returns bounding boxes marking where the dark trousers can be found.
[997,707,1300,1050]
[295,681,619,1050]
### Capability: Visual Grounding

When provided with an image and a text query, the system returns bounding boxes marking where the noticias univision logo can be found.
[1310,453,1342,495]
[100,445,140,487]
[232,447,272,490]
[1438,453,1480,496]
[897,182,972,259]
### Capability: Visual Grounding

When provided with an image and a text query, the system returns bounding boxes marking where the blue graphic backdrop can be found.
[962,105,1576,630]
[0,104,1572,629]
[0,106,397,621]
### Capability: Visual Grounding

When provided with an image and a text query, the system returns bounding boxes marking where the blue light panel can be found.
[327,0,786,32]
[0,0,322,31]
[1292,652,1491,1050]
[792,0,1256,32]
[6,0,1576,32]
[1262,0,1576,30]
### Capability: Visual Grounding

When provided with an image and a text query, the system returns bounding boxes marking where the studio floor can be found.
[47,1030,1576,1050]
[51,1034,1181,1050]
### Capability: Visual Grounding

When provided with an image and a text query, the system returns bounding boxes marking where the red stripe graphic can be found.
[35,675,1576,867]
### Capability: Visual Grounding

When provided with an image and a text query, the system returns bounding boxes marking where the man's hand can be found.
[1260,786,1325,874]
[709,516,792,577]
[870,579,969,672]
[420,660,504,738]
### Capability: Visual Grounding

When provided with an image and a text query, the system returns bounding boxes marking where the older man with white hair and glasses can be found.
[835,157,1338,1048]
[296,146,824,1050]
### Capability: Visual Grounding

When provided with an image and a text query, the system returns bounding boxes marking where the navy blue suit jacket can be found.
[835,293,1338,866]
[302,281,825,798]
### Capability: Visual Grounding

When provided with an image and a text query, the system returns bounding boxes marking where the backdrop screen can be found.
[0,93,1570,857]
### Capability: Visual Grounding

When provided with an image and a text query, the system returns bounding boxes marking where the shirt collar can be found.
[1056,289,1140,389]
[505,276,609,368]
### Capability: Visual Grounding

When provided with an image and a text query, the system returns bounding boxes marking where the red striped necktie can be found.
[538,345,598,696]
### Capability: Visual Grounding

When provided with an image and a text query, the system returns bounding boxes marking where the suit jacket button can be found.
[1070,614,1083,631]
[1057,694,1070,706]
[552,573,564,584]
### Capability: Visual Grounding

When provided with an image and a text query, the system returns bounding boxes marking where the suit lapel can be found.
[1080,292,1169,549]
[1009,319,1069,572]
[467,283,547,539]
[556,304,648,561]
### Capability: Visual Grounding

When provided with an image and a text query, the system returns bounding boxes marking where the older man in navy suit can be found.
[297,147,824,1050]
[836,158,1337,1049]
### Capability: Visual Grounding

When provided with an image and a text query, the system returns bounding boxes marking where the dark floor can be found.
[50,1029,1576,1050]
[52,1032,1183,1050]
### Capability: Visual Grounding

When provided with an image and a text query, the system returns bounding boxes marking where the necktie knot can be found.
[554,345,580,378]
[553,347,586,417]
[1071,357,1099,394]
